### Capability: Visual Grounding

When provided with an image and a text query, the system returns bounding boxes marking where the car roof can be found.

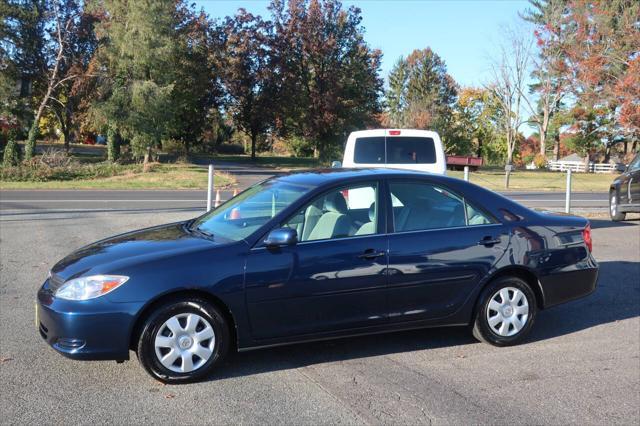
[275,167,443,186]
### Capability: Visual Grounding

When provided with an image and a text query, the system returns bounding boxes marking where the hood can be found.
[51,221,219,281]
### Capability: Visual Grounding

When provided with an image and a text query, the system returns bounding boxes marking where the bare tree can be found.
[486,26,533,188]
[24,1,78,161]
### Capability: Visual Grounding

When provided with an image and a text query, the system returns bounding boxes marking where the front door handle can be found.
[478,236,501,246]
[358,249,386,260]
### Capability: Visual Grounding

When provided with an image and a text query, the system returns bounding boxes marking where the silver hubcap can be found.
[486,287,529,337]
[610,194,617,215]
[154,313,215,373]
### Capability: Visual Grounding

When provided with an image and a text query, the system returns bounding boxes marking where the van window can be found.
[354,137,385,164]
[386,137,436,164]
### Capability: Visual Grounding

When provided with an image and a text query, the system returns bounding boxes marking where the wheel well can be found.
[129,290,238,352]
[485,267,545,309]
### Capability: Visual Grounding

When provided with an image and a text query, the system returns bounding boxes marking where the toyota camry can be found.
[36,168,598,383]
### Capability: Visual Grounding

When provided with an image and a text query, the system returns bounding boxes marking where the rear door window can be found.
[354,137,385,164]
[354,136,436,164]
[386,137,436,164]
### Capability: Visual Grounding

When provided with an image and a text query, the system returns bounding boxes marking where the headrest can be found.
[368,202,376,221]
[324,192,348,214]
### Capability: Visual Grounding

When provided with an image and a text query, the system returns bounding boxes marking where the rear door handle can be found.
[358,249,386,260]
[478,237,501,246]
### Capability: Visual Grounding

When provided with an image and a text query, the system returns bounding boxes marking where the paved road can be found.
[0,189,609,212]
[0,208,638,424]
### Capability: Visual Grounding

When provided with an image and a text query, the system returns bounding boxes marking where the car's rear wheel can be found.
[609,190,626,221]
[472,276,537,346]
[137,297,229,383]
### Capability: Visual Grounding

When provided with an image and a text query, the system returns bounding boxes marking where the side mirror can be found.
[264,228,297,248]
[331,160,342,168]
[615,163,627,172]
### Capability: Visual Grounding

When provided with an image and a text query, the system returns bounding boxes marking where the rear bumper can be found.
[37,281,141,361]
[538,256,599,308]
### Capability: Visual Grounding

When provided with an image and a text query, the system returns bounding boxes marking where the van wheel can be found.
[472,276,537,346]
[136,298,229,383]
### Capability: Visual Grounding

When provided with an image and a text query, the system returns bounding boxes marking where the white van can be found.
[341,129,446,175]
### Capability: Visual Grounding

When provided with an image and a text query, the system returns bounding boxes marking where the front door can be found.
[385,180,508,322]
[626,155,640,205]
[244,181,388,340]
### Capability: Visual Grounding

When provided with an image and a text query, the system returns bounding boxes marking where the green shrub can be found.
[0,151,147,182]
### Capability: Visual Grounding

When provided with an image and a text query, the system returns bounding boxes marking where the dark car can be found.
[37,169,598,383]
[610,153,640,221]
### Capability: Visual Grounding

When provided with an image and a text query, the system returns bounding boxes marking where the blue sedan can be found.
[37,169,598,383]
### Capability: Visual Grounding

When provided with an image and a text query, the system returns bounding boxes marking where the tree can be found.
[24,0,81,160]
[486,27,533,187]
[386,48,458,150]
[522,0,567,158]
[165,4,221,155]
[219,10,274,160]
[526,0,640,163]
[91,0,181,163]
[47,1,100,152]
[1,0,49,135]
[269,0,383,159]
[454,87,505,162]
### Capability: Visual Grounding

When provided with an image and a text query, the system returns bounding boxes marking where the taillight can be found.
[582,223,592,252]
[388,130,401,135]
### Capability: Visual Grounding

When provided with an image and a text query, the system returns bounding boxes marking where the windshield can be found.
[190,179,312,242]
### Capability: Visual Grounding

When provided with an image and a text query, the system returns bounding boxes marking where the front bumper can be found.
[37,279,142,361]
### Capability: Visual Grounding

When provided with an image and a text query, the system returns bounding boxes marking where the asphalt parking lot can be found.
[0,207,638,424]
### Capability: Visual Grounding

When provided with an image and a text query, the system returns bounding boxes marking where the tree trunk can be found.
[553,133,560,161]
[107,127,118,162]
[539,127,546,158]
[143,145,152,165]
[624,140,628,154]
[62,127,70,153]
[250,132,257,160]
[584,154,590,173]
[604,143,611,164]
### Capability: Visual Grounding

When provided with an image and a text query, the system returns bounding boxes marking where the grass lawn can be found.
[1,163,235,190]
[448,169,615,192]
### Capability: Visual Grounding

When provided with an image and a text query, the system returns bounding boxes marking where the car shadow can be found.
[590,218,639,229]
[205,259,639,382]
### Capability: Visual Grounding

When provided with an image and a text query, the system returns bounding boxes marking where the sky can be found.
[195,0,533,88]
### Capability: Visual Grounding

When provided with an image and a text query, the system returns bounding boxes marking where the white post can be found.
[206,164,214,212]
[565,169,572,214]
[463,166,470,182]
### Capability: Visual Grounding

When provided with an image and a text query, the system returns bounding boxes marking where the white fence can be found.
[547,160,617,173]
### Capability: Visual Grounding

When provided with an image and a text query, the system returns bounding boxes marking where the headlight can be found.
[55,275,129,300]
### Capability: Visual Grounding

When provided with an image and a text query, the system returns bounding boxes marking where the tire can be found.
[472,276,537,346]
[136,297,230,383]
[609,190,626,221]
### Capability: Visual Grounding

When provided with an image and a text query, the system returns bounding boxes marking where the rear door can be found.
[385,179,509,322]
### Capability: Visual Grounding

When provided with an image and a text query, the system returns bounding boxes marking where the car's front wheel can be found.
[609,190,626,221]
[137,297,229,383]
[472,276,537,346]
